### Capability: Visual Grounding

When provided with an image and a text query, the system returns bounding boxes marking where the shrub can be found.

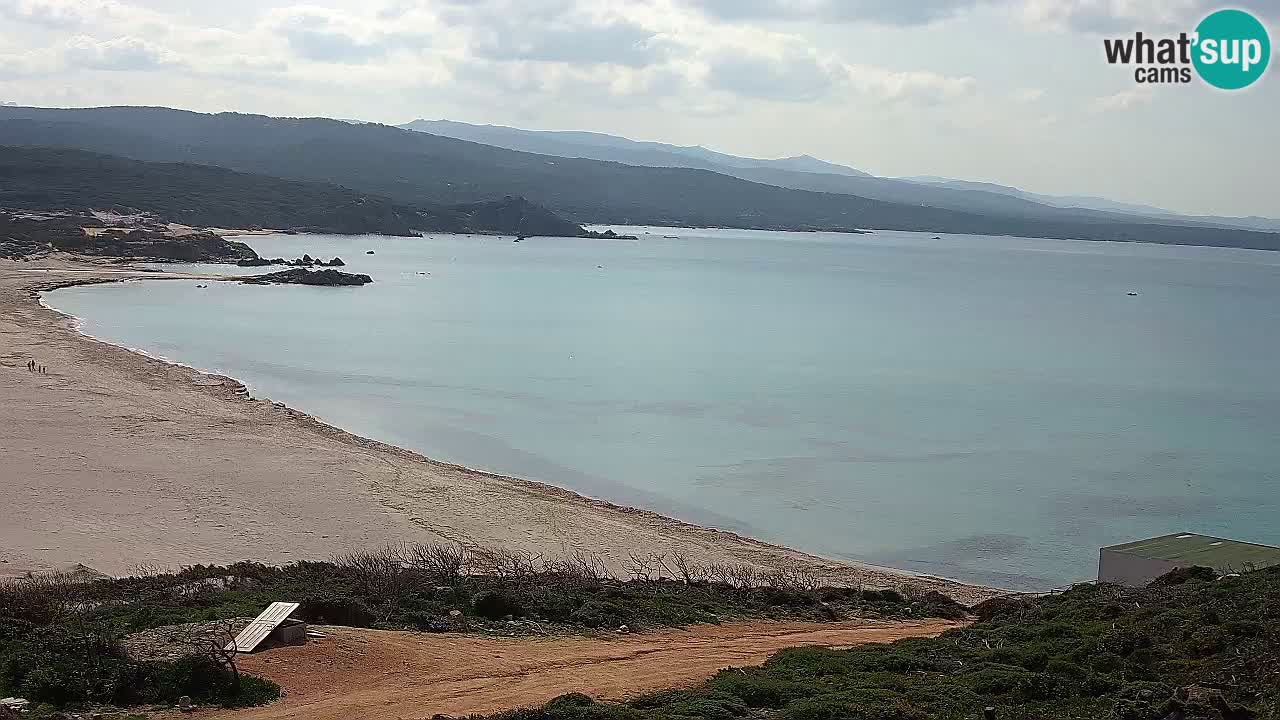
[781,693,926,720]
[569,600,626,629]
[628,690,746,720]
[861,589,904,604]
[301,595,373,627]
[1150,565,1216,586]
[472,590,524,620]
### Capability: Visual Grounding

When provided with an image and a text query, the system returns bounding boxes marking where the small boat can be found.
[662,235,679,239]
[514,236,525,243]
[1127,291,1139,296]
[366,250,375,255]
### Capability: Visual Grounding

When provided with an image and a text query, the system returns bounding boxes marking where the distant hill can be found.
[903,176,1280,232]
[401,119,1275,230]
[0,145,586,238]
[2,106,1278,251]
[400,119,873,178]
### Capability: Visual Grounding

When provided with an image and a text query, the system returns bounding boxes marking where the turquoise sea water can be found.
[46,227,1280,590]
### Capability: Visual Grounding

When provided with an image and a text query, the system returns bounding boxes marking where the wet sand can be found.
[0,257,999,603]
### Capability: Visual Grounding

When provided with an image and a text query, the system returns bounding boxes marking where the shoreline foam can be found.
[1,258,1003,603]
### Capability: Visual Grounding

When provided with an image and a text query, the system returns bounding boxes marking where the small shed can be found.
[1099,533,1280,587]
[226,602,307,654]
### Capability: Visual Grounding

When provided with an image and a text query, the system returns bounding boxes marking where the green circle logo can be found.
[1193,9,1270,90]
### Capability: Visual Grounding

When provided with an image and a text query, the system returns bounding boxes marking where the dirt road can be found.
[206,619,960,720]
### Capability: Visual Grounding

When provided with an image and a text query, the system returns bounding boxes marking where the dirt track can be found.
[205,620,960,720]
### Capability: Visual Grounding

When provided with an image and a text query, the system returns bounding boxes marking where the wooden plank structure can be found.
[227,602,303,654]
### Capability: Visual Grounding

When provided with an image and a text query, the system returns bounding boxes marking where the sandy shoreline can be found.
[0,256,1002,603]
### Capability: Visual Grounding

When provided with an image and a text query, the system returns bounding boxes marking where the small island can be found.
[240,268,373,286]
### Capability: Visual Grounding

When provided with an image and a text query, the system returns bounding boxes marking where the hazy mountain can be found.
[401,119,873,178]
[903,176,1280,232]
[2,105,1278,251]
[401,119,1238,227]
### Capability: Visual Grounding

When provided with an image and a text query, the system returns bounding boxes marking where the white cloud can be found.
[265,5,431,64]
[64,35,180,70]
[1014,87,1045,103]
[1016,0,1216,33]
[1089,86,1154,113]
[684,0,986,26]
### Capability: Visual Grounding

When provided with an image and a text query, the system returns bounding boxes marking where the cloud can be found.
[1014,87,1045,103]
[1017,0,1217,33]
[1089,86,1154,113]
[702,48,838,101]
[266,5,431,64]
[0,0,109,28]
[438,0,670,68]
[684,0,985,26]
[63,35,180,70]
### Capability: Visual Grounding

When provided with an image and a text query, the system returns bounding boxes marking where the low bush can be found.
[0,544,967,712]
[473,590,524,620]
[490,565,1280,720]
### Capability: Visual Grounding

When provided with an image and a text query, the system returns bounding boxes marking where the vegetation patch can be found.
[486,566,1279,720]
[0,544,960,712]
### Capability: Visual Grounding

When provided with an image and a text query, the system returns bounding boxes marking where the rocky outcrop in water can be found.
[241,268,372,286]
[238,254,346,268]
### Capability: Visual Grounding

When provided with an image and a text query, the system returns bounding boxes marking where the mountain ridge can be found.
[1,105,1278,251]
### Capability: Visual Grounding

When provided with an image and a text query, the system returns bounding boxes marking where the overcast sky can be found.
[1,0,1276,217]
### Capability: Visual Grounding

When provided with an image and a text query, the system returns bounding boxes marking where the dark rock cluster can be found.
[241,268,372,286]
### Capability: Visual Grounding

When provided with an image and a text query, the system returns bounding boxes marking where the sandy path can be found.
[204,620,959,719]
[0,257,997,603]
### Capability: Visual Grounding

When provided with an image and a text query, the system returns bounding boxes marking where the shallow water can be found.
[47,227,1280,590]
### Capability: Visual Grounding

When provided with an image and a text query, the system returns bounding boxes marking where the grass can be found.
[0,543,964,711]
[485,565,1279,720]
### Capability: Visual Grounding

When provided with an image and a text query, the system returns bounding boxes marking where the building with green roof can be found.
[1098,532,1280,587]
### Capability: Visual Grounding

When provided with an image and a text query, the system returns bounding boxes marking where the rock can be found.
[178,695,194,712]
[366,250,375,254]
[448,609,463,618]
[1,698,30,711]
[237,257,284,267]
[241,269,373,286]
[617,624,629,633]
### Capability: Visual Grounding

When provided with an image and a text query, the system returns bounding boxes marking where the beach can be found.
[0,257,997,603]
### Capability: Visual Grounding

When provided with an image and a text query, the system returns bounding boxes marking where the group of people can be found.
[27,359,47,374]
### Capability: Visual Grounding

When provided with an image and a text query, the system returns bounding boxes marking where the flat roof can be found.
[1104,533,1280,570]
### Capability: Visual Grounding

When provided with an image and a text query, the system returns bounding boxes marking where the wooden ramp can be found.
[227,602,300,654]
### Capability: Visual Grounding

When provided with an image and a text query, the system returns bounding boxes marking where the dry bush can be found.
[542,548,610,581]
[0,571,98,624]
[668,550,708,584]
[331,546,412,597]
[761,563,823,591]
[705,562,765,589]
[395,542,469,585]
[467,546,542,579]
[627,552,667,581]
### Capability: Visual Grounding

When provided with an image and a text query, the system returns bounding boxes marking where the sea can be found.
[44,226,1280,590]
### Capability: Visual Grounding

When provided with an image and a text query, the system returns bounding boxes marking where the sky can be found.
[0,0,1277,217]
